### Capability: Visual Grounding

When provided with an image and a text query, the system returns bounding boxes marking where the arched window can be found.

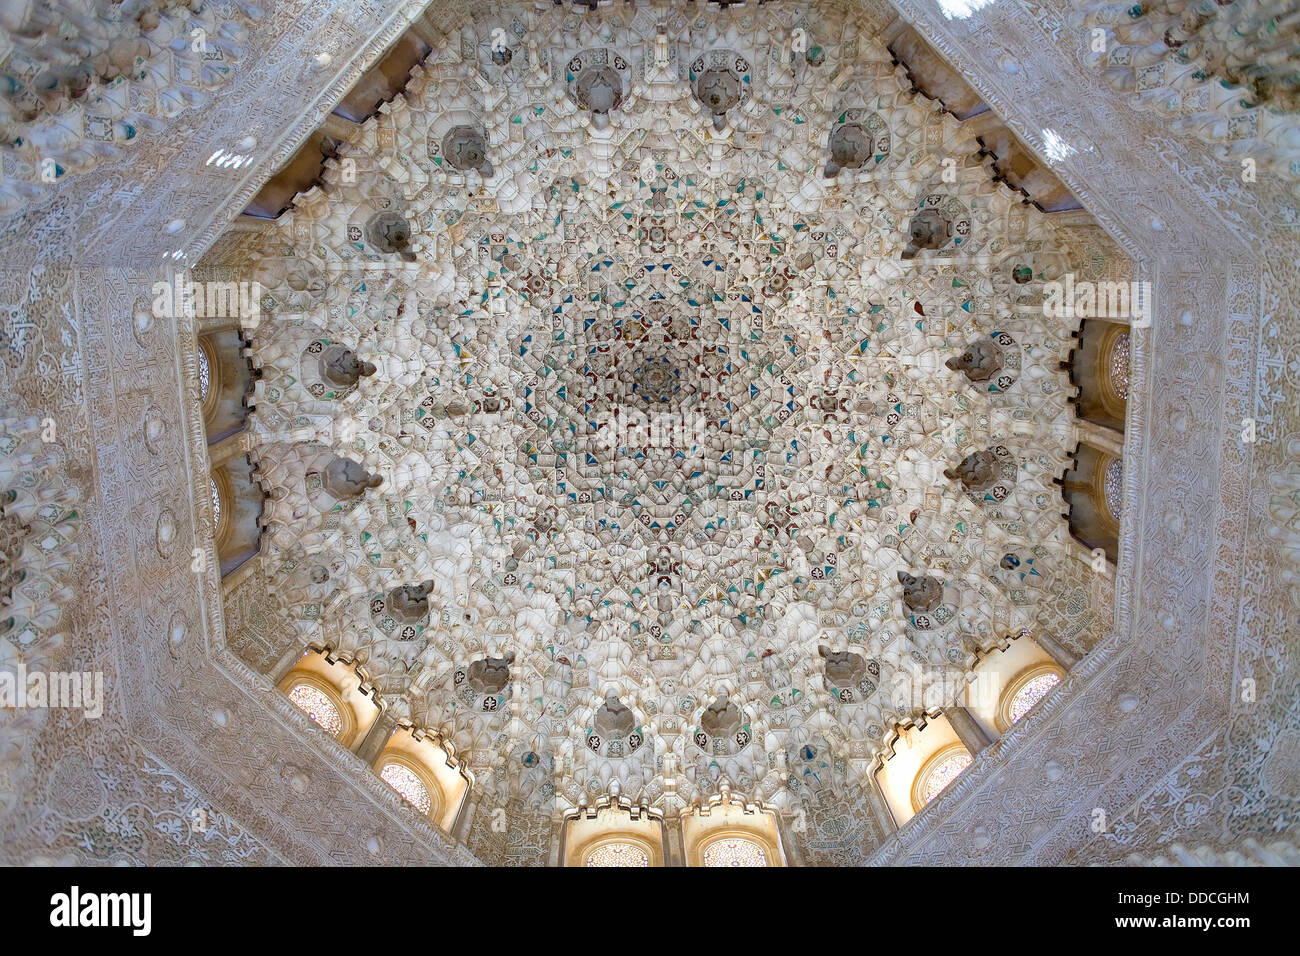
[584,841,650,867]
[996,662,1065,731]
[911,743,972,811]
[1008,672,1061,724]
[966,633,1071,737]
[701,836,768,867]
[562,800,665,867]
[277,648,381,749]
[209,471,234,554]
[209,456,264,578]
[1102,456,1123,522]
[379,760,434,816]
[1105,329,1129,403]
[210,476,222,529]
[1061,443,1121,562]
[198,341,213,403]
[371,725,470,832]
[196,329,255,444]
[680,786,786,866]
[286,683,344,736]
[1067,319,1128,431]
[877,716,974,826]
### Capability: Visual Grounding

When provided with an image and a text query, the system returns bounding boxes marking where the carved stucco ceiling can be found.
[210,0,1123,810]
[0,0,1293,869]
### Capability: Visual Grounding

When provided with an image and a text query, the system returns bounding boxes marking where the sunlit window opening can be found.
[287,684,343,735]
[380,762,432,815]
[198,346,211,400]
[920,750,972,805]
[585,842,649,867]
[702,837,769,867]
[1008,672,1062,725]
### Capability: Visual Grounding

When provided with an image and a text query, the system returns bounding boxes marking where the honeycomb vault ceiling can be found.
[206,0,1118,827]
